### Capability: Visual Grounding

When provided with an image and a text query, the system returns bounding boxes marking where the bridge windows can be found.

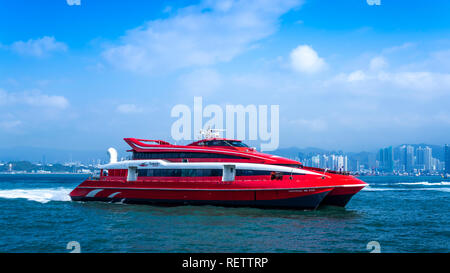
[133,152,248,160]
[137,168,223,177]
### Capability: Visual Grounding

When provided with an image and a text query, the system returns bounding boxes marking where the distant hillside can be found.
[0,161,97,173]
[0,146,108,163]
[270,146,329,159]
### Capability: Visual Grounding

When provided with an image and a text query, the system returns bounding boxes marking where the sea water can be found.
[0,174,448,253]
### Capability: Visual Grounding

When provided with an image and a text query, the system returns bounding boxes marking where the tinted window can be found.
[228,141,249,147]
[235,169,305,176]
[204,140,249,147]
[137,168,223,177]
[236,170,272,176]
[133,152,248,160]
[205,140,228,146]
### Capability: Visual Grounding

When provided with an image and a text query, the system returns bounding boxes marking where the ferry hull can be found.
[70,186,333,210]
[320,193,356,207]
[320,185,366,207]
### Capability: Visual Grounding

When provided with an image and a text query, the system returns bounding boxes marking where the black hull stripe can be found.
[320,193,356,207]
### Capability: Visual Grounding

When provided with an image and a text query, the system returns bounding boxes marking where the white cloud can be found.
[347,70,367,82]
[434,112,450,125]
[289,118,327,131]
[230,73,273,89]
[22,91,69,109]
[369,56,388,71]
[0,120,22,130]
[328,68,450,101]
[178,69,222,95]
[0,88,7,103]
[383,71,450,91]
[290,45,326,74]
[103,0,302,74]
[0,89,69,109]
[327,51,450,95]
[10,36,67,57]
[162,6,172,13]
[382,42,415,54]
[116,104,144,114]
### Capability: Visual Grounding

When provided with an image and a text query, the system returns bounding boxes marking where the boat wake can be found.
[397,181,450,186]
[362,186,400,191]
[362,183,450,193]
[0,187,72,203]
[363,187,449,192]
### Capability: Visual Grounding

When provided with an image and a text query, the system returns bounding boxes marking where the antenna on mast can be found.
[198,126,226,139]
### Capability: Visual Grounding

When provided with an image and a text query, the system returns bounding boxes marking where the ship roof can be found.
[123,137,302,166]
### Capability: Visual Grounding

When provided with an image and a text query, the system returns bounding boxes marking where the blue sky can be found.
[1,0,450,153]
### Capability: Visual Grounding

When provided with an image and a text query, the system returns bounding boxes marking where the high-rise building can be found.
[398,145,407,172]
[311,155,320,168]
[431,158,443,172]
[304,153,349,172]
[405,145,415,172]
[416,146,432,171]
[379,146,394,173]
[336,155,348,172]
[416,147,424,169]
[424,146,432,171]
[368,153,377,171]
[445,144,450,174]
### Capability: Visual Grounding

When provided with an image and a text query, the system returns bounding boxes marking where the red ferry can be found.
[70,130,367,209]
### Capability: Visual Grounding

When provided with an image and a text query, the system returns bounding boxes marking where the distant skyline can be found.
[1,0,450,152]
[0,142,447,166]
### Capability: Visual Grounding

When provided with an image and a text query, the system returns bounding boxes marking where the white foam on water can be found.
[362,186,400,191]
[0,187,72,203]
[362,185,450,193]
[419,187,450,193]
[397,182,450,186]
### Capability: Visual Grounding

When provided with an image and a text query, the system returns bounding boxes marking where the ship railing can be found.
[134,139,171,145]
[89,175,100,181]
[304,166,351,176]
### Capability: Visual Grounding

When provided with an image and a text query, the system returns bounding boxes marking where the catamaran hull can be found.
[70,186,333,210]
[320,193,357,207]
[320,186,366,207]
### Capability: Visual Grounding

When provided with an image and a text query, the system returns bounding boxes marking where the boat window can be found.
[170,169,181,177]
[227,141,249,147]
[181,169,196,177]
[235,169,305,176]
[205,140,227,146]
[271,171,283,180]
[202,140,249,147]
[236,170,272,176]
[137,168,223,177]
[133,152,248,160]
